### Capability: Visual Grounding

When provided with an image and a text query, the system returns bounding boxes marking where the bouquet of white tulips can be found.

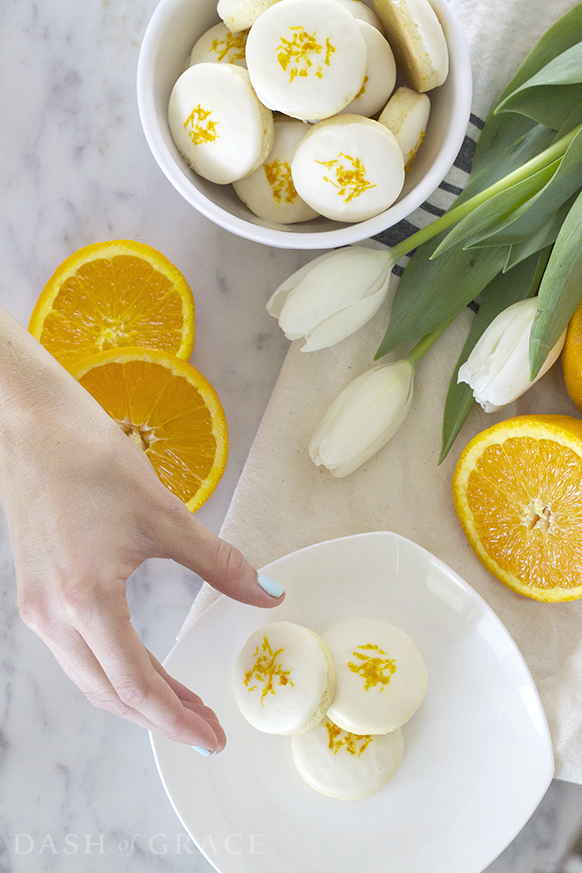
[268,2,582,477]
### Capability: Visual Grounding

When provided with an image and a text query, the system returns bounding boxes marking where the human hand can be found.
[0,306,284,754]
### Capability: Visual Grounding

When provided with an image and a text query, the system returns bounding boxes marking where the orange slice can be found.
[562,299,582,412]
[452,414,582,602]
[71,348,228,512]
[29,240,195,371]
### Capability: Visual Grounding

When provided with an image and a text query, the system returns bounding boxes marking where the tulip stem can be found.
[404,319,453,369]
[389,122,582,262]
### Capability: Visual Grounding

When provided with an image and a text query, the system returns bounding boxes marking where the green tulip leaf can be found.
[473,117,540,178]
[499,84,582,129]
[439,250,549,463]
[458,125,582,249]
[463,125,555,202]
[390,126,559,265]
[496,43,582,114]
[473,2,582,172]
[430,160,559,259]
[375,239,509,359]
[502,195,576,269]
[552,95,582,141]
[530,188,582,376]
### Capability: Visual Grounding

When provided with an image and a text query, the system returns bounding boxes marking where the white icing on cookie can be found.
[322,619,428,734]
[379,86,431,169]
[340,21,396,118]
[330,0,385,33]
[372,0,448,92]
[189,22,248,68]
[233,621,336,735]
[168,63,273,185]
[233,118,319,223]
[245,0,367,121]
[291,115,404,222]
[217,0,280,34]
[291,719,404,799]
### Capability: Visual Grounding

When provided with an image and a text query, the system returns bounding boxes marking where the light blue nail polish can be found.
[192,745,214,757]
[258,573,285,598]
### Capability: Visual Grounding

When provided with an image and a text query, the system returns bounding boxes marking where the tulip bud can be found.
[457,297,567,412]
[267,246,393,352]
[309,360,414,477]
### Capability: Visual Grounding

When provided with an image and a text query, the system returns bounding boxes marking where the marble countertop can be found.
[0,1,580,871]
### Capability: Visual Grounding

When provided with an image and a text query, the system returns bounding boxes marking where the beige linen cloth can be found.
[180,0,582,782]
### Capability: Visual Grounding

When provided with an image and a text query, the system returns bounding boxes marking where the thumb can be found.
[158,503,285,608]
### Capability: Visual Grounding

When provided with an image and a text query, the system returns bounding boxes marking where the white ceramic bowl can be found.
[137,0,472,249]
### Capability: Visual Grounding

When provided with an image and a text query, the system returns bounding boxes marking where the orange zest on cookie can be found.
[184,105,219,145]
[244,636,293,704]
[276,27,335,82]
[264,159,299,203]
[324,720,373,756]
[210,30,247,62]
[316,153,376,201]
[348,643,396,691]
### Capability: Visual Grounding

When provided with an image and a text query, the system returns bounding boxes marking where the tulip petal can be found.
[266,251,338,318]
[300,285,389,352]
[457,297,566,411]
[275,247,392,347]
[309,361,414,477]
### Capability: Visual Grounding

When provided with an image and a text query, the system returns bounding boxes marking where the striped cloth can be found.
[373,113,485,276]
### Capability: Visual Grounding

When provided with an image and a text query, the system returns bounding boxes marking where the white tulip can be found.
[457,297,567,412]
[309,360,414,477]
[267,246,393,352]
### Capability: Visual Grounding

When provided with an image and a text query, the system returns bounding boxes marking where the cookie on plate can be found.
[322,618,428,733]
[233,621,337,735]
[292,719,404,799]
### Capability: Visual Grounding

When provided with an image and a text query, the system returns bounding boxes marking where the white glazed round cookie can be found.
[291,719,404,799]
[331,0,384,32]
[322,619,428,734]
[340,22,396,118]
[168,63,273,185]
[233,119,319,223]
[372,0,448,92]
[245,0,367,121]
[217,0,280,33]
[379,86,431,169]
[233,621,337,735]
[189,22,248,68]
[291,115,404,222]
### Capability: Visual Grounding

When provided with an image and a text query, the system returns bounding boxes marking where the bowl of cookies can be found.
[137,0,472,249]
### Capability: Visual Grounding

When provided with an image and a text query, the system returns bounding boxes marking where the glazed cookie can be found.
[218,0,280,34]
[233,621,337,735]
[322,619,428,734]
[340,21,396,118]
[291,719,404,799]
[372,0,448,92]
[291,115,405,222]
[168,63,273,184]
[233,118,319,223]
[331,0,385,32]
[245,0,367,121]
[189,22,248,68]
[379,86,431,168]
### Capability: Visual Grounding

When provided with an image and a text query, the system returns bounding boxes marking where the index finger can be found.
[74,599,224,751]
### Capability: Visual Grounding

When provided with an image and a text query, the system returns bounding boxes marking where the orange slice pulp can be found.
[452,414,582,602]
[28,240,195,372]
[71,348,228,512]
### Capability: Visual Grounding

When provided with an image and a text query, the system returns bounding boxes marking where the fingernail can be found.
[192,745,215,757]
[257,573,285,598]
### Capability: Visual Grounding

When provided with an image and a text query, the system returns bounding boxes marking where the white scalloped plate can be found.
[151,531,554,873]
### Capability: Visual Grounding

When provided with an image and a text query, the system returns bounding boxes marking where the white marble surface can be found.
[0,0,580,871]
